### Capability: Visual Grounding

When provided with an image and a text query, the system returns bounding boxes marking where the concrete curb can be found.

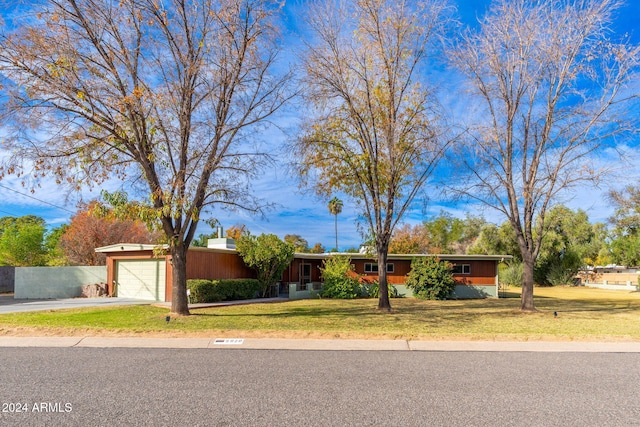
[0,337,84,347]
[1,337,640,352]
[77,337,213,348]
[407,340,640,352]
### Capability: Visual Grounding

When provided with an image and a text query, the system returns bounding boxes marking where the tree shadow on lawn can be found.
[189,303,377,319]
[188,295,640,321]
[188,299,522,323]
[495,288,640,314]
[179,298,640,339]
[529,292,640,313]
[534,301,640,313]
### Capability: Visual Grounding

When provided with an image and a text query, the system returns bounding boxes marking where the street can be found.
[1,347,639,426]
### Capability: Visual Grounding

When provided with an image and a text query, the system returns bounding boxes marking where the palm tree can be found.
[328,197,343,251]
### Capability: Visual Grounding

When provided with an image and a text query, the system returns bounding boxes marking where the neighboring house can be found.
[95,239,510,302]
[577,265,639,287]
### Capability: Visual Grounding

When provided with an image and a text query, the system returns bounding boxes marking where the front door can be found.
[300,263,312,289]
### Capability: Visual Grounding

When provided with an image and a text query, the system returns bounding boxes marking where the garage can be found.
[115,259,166,301]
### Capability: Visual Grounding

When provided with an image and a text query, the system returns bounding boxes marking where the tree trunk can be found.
[521,252,536,312]
[170,244,190,316]
[377,251,391,311]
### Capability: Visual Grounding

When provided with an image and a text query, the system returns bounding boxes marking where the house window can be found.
[452,264,471,274]
[364,263,394,273]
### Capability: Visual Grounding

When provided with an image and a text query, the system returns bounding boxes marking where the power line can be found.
[0,183,75,214]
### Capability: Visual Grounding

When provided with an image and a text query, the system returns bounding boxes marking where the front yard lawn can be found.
[1,286,639,340]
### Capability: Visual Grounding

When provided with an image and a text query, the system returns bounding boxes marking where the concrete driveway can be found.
[0,294,151,313]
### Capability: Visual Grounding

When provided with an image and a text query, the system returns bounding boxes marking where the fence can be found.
[15,266,107,299]
[584,281,639,291]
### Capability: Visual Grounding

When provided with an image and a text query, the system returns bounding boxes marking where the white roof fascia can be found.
[95,243,168,253]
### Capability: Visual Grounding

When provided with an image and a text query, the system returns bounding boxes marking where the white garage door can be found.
[115,259,166,301]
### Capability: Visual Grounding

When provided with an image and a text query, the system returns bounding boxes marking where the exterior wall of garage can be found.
[103,250,170,299]
[186,249,256,280]
[115,259,166,301]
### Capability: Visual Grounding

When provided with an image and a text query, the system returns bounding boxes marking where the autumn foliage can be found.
[60,203,158,266]
[389,224,429,254]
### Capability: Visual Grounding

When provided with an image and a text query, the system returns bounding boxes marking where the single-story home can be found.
[95,238,511,302]
[576,265,639,287]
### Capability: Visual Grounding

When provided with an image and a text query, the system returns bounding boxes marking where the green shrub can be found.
[405,257,455,300]
[546,263,577,287]
[536,249,582,286]
[499,262,523,288]
[214,279,261,300]
[320,256,362,299]
[187,279,223,303]
[236,233,294,297]
[363,281,401,298]
[187,279,261,303]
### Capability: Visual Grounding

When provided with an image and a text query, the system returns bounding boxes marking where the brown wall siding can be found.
[283,259,324,283]
[186,251,256,280]
[450,260,496,285]
[351,258,496,286]
[351,259,411,284]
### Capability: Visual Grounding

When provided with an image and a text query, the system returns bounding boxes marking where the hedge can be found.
[186,279,262,303]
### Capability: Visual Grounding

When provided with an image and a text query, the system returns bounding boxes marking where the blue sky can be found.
[0,0,639,251]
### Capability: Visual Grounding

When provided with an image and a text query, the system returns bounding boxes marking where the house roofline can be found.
[95,243,167,253]
[95,243,512,262]
[95,243,239,254]
[321,253,512,262]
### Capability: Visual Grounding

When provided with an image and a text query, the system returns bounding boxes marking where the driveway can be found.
[0,294,151,313]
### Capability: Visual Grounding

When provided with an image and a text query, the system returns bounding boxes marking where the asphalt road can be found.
[1,348,639,426]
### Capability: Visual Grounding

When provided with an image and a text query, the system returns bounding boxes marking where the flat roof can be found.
[310,253,512,261]
[96,244,511,261]
[95,243,166,253]
[95,243,235,254]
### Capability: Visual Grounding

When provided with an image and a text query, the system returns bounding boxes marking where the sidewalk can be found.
[1,336,640,352]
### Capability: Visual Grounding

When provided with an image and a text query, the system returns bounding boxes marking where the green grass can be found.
[1,286,640,340]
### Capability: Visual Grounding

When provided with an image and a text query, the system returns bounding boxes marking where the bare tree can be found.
[0,0,291,315]
[450,0,640,311]
[295,0,453,310]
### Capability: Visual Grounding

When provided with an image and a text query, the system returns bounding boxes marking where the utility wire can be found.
[0,183,75,214]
